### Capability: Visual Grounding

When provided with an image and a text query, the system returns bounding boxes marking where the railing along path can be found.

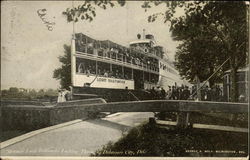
[1,99,248,132]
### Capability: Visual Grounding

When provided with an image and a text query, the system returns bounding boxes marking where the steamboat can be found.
[70,30,187,101]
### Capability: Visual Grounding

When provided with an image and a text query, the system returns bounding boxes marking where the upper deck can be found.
[129,33,164,59]
[75,51,159,75]
[74,33,161,74]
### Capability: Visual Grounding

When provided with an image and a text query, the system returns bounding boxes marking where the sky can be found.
[1,1,182,90]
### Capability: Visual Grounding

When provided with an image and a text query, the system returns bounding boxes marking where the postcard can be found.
[1,1,249,160]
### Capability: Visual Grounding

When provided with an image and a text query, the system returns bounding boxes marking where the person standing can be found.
[166,87,172,100]
[150,87,157,100]
[182,86,190,100]
[57,89,68,103]
[155,86,161,99]
[160,87,166,99]
[57,89,64,103]
[171,86,174,100]
[65,86,73,101]
[176,87,180,100]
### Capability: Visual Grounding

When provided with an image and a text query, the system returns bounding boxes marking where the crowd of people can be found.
[199,85,223,101]
[77,63,96,75]
[75,34,160,72]
[148,85,191,100]
[166,86,191,100]
[147,84,223,101]
[57,84,224,103]
[97,69,128,79]
[76,58,159,83]
[77,61,132,80]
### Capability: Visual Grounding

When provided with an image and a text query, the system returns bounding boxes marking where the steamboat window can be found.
[150,73,159,84]
[124,67,132,80]
[76,58,96,75]
[144,72,150,82]
[76,57,134,81]
[97,61,110,77]
[112,64,123,79]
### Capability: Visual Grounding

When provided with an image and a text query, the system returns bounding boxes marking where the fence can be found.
[1,99,248,131]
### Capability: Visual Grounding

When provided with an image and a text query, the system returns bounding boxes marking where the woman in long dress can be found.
[57,89,66,103]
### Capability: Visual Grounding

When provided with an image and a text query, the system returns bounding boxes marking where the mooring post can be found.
[149,117,156,125]
[176,112,189,128]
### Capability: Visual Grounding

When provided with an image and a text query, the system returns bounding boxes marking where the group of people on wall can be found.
[57,88,72,103]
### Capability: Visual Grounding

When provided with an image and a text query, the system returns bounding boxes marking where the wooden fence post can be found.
[176,112,190,128]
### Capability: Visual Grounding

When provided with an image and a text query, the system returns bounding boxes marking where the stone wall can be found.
[1,98,106,131]
[1,106,50,131]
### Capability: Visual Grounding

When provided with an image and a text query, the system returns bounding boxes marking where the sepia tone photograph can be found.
[1,0,249,159]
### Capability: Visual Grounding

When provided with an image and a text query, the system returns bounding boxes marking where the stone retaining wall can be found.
[1,98,106,131]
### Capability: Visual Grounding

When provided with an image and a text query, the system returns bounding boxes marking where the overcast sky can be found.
[1,1,182,90]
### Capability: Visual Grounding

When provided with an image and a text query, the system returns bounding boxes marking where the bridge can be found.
[0,99,248,156]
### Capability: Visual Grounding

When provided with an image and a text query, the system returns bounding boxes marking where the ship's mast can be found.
[71,0,76,87]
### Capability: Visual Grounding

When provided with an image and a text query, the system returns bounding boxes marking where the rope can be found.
[128,91,140,101]
[89,74,98,86]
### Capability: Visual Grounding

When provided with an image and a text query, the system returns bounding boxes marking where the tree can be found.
[62,0,126,23]
[205,2,248,102]
[45,88,58,97]
[142,1,248,102]
[170,6,230,86]
[171,2,247,102]
[9,87,19,94]
[174,40,222,87]
[53,44,71,90]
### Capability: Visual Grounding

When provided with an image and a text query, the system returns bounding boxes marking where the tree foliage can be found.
[170,5,232,85]
[62,0,126,22]
[53,44,71,89]
[143,1,248,101]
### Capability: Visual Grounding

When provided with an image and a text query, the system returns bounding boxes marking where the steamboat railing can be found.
[75,51,159,74]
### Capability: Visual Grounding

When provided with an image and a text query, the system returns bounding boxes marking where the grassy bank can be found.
[93,122,248,157]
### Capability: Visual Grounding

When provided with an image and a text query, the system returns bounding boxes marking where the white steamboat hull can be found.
[158,59,187,90]
[74,74,134,89]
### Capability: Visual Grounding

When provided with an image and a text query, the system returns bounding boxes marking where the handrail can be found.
[76,73,134,82]
[75,52,159,74]
[64,100,248,113]
[128,91,140,101]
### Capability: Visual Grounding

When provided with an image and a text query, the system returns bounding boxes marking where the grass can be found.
[93,120,248,157]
